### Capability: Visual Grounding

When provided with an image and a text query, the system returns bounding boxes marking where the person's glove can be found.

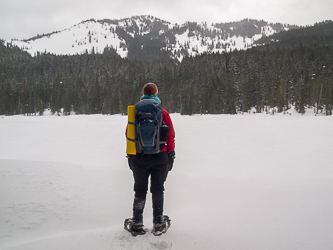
[167,151,175,171]
[126,154,134,170]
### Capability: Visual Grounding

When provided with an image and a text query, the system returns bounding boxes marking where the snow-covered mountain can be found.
[8,15,298,61]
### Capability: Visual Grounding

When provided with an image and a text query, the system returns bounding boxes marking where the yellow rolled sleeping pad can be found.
[126,105,136,155]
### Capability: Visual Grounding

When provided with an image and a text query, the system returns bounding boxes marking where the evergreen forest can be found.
[1,21,333,116]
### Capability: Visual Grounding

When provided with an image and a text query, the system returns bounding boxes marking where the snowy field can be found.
[1,110,333,250]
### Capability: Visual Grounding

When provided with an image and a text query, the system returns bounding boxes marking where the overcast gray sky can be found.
[1,0,332,40]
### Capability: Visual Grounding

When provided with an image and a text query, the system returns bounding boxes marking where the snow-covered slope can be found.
[12,19,128,58]
[8,16,296,60]
[1,112,333,250]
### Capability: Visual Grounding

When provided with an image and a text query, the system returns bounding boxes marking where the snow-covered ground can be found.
[1,111,333,250]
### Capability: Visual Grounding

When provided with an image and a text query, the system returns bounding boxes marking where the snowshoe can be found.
[152,215,171,236]
[124,218,147,237]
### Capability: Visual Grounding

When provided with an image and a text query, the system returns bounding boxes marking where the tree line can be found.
[0,39,332,116]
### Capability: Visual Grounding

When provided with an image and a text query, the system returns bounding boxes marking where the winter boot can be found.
[124,218,146,236]
[152,215,167,236]
[131,217,145,235]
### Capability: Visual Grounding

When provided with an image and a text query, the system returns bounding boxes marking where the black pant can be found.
[130,152,169,221]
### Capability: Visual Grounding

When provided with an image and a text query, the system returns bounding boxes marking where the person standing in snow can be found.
[126,83,175,235]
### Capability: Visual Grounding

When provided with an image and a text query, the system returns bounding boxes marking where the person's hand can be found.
[167,151,175,171]
[127,154,133,170]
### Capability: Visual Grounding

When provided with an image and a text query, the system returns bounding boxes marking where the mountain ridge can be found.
[7,15,300,61]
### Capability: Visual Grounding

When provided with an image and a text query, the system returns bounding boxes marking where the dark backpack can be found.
[135,99,168,154]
